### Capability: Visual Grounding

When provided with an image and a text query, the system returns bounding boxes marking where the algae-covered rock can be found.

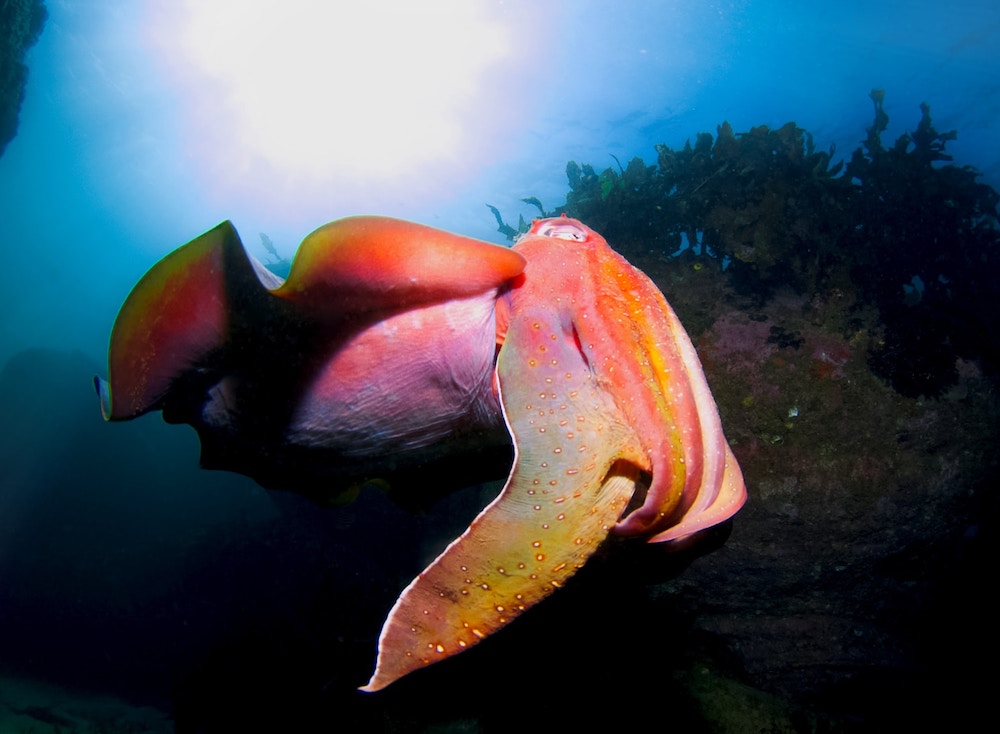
[0,0,47,157]
[552,92,1000,398]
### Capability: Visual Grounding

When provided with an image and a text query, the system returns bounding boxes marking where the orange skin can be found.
[362,217,745,690]
[97,215,745,692]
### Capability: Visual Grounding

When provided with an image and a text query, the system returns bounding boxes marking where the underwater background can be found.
[1,1,998,732]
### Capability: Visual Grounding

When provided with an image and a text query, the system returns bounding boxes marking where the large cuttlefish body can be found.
[97,215,746,691]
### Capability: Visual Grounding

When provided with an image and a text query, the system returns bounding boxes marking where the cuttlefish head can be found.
[362,216,746,691]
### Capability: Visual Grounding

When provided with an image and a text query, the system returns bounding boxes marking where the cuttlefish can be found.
[96,215,746,691]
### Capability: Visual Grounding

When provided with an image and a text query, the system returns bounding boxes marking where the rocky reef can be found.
[496,92,1000,400]
[0,0,47,157]
[0,86,994,730]
[471,94,1000,730]
[150,96,999,727]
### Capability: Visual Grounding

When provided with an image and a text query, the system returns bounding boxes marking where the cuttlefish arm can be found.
[362,217,746,691]
[97,220,258,421]
[97,216,527,423]
[96,217,525,505]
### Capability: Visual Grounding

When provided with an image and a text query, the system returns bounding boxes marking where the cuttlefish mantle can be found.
[96,214,746,692]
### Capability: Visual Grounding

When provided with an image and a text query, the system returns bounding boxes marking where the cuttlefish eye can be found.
[536,221,588,242]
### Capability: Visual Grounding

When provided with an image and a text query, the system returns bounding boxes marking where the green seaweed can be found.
[499,91,1000,397]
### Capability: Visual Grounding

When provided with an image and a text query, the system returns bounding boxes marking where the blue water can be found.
[2,2,998,731]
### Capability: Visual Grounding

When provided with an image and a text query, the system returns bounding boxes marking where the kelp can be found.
[494,91,1000,397]
[843,92,999,396]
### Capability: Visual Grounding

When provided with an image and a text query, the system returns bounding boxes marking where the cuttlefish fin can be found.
[98,217,526,422]
[361,303,647,692]
[362,216,747,690]
[647,443,745,543]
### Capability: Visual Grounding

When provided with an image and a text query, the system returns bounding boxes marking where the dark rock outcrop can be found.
[0,0,47,157]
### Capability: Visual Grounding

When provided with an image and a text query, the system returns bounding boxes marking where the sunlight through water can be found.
[144,0,518,215]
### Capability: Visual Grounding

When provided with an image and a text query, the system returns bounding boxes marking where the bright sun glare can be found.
[149,0,515,212]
